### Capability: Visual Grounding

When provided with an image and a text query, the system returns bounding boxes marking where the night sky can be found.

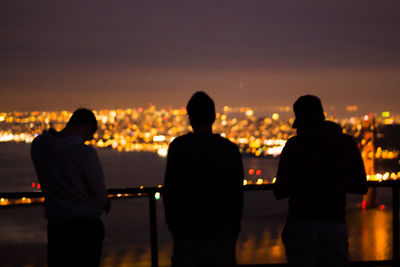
[1,1,400,116]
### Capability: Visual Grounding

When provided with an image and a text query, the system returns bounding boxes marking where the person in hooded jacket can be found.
[31,108,110,267]
[273,95,368,267]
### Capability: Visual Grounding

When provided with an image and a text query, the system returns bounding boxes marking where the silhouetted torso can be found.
[163,133,244,239]
[31,129,108,220]
[274,121,367,223]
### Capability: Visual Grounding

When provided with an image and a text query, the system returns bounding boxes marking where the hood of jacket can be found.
[32,128,83,157]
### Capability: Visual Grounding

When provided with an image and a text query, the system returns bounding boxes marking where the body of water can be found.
[0,142,394,266]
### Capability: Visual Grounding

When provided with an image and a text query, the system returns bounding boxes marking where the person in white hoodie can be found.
[31,108,110,267]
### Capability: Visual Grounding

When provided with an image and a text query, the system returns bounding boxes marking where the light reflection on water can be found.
[99,206,392,266]
[348,208,392,261]
[102,245,173,267]
[99,207,393,266]
[237,230,285,264]
[101,230,287,267]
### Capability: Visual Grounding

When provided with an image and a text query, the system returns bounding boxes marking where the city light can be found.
[0,107,399,161]
[157,148,168,157]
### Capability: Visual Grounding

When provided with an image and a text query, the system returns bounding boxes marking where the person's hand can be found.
[104,198,111,215]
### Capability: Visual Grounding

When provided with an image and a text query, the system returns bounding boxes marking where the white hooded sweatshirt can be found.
[31,129,108,221]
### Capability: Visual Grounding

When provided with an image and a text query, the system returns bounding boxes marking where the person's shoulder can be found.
[168,133,194,150]
[219,135,236,146]
[31,134,44,157]
[277,136,298,155]
[75,143,98,158]
[82,143,97,152]
[339,132,358,147]
[84,142,96,149]
[32,130,51,144]
[31,130,54,151]
[213,134,239,151]
[285,135,298,146]
[334,129,354,142]
[31,134,42,147]
[171,133,193,144]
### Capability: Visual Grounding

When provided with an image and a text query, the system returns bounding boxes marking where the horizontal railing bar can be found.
[238,264,287,267]
[237,260,394,266]
[1,180,398,200]
[0,191,43,199]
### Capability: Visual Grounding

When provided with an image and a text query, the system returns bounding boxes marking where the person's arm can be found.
[83,147,109,212]
[163,141,178,227]
[273,139,294,200]
[346,137,368,194]
[231,145,244,235]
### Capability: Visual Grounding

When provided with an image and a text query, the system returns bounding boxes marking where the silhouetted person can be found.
[31,108,110,267]
[273,95,368,267]
[163,91,244,267]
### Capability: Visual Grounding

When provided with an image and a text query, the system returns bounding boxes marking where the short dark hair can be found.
[292,95,325,128]
[186,91,216,125]
[67,108,98,134]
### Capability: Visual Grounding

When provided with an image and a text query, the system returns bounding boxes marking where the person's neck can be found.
[60,126,81,138]
[193,125,213,135]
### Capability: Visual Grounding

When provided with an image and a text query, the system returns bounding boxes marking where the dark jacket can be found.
[163,133,244,239]
[273,121,368,223]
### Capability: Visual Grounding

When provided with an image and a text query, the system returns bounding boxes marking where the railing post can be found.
[393,182,399,266]
[149,192,159,267]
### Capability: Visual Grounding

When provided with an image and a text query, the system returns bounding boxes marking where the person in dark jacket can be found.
[273,95,368,267]
[163,91,244,267]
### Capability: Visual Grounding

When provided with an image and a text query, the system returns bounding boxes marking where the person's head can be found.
[186,91,216,132]
[292,95,325,129]
[66,108,98,141]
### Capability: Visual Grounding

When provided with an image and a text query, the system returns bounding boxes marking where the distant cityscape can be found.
[1,105,399,160]
[1,105,400,206]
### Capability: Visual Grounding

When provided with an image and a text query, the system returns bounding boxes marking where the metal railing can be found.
[1,180,399,267]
